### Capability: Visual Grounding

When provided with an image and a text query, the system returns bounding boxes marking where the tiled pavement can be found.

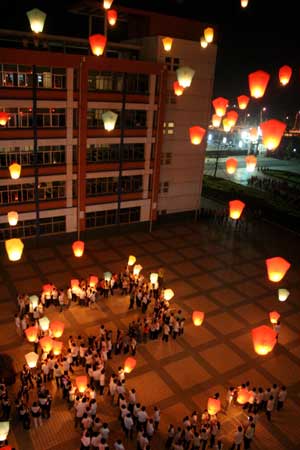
[1,219,300,449]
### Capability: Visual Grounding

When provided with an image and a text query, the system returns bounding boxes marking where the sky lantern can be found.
[25,352,39,369]
[212,97,229,117]
[226,157,238,174]
[279,65,292,86]
[29,295,39,309]
[248,70,270,99]
[212,114,221,128]
[192,311,205,326]
[189,126,206,145]
[150,273,159,285]
[200,37,208,48]
[5,238,24,261]
[229,200,245,220]
[269,311,280,325]
[162,37,173,52]
[39,316,50,332]
[76,375,88,393]
[52,340,63,356]
[163,288,175,301]
[133,264,143,276]
[176,66,195,88]
[7,211,18,226]
[173,81,184,96]
[71,279,80,289]
[0,422,10,441]
[89,34,107,56]
[107,9,117,26]
[237,388,250,404]
[251,325,277,355]
[103,0,114,9]
[249,127,258,142]
[26,8,46,33]
[104,271,112,281]
[222,117,232,133]
[245,155,257,172]
[207,397,221,415]
[241,0,249,7]
[128,255,136,266]
[226,110,239,128]
[124,356,137,374]
[204,27,214,43]
[43,284,52,295]
[237,95,250,110]
[50,320,65,338]
[9,162,21,180]
[278,288,290,302]
[89,275,99,288]
[260,119,286,151]
[72,240,85,257]
[265,257,290,282]
[102,110,118,131]
[25,326,38,343]
[39,336,53,353]
[0,112,10,126]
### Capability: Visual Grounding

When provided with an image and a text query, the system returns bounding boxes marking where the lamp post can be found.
[259,106,266,124]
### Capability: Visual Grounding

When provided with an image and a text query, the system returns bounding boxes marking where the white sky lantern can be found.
[104,271,112,281]
[200,37,208,48]
[26,8,46,34]
[163,288,174,301]
[25,352,39,368]
[0,421,9,441]
[30,294,39,310]
[5,238,24,261]
[39,316,50,332]
[102,110,118,131]
[150,273,158,285]
[133,264,143,276]
[176,66,195,88]
[9,162,21,179]
[127,255,136,266]
[278,288,290,302]
[7,211,18,226]
[103,0,114,9]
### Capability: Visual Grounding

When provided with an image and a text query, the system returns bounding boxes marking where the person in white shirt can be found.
[231,425,243,450]
[137,406,148,431]
[100,423,110,441]
[153,406,160,430]
[80,430,91,450]
[114,439,125,450]
[277,385,287,411]
[244,423,255,449]
[146,418,155,440]
[266,395,275,421]
[124,412,134,439]
[75,398,87,428]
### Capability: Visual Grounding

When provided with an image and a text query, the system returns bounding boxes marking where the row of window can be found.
[86,207,140,229]
[86,175,143,197]
[87,109,147,129]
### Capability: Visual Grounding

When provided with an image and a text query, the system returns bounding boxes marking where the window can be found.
[2,108,66,128]
[0,216,66,241]
[88,71,149,94]
[0,64,66,89]
[86,206,140,229]
[164,57,180,71]
[163,122,175,135]
[166,90,177,105]
[87,109,146,129]
[161,152,172,165]
[0,145,65,167]
[159,182,169,193]
[86,175,143,197]
[86,143,144,163]
[0,181,65,205]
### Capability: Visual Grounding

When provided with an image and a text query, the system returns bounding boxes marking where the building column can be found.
[78,58,88,233]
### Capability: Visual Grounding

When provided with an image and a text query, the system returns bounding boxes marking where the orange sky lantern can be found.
[9,162,21,180]
[52,340,63,356]
[189,126,206,145]
[0,112,10,126]
[72,240,85,257]
[249,127,258,142]
[124,356,137,373]
[212,97,228,117]
[163,288,174,301]
[212,114,221,128]
[226,157,238,175]
[39,336,53,353]
[204,27,214,43]
[241,0,249,7]
[192,311,205,326]
[71,279,80,288]
[128,255,136,266]
[245,155,257,172]
[265,256,291,282]
[50,320,65,338]
[25,326,38,343]
[269,311,280,324]
[237,388,250,404]
[251,325,277,355]
[107,9,117,26]
[89,34,107,56]
[43,284,52,295]
[207,397,221,415]
[222,117,231,132]
[229,200,245,220]
[7,211,18,226]
[279,65,292,86]
[5,238,24,261]
[76,375,88,393]
[133,264,143,276]
[173,81,184,96]
[226,110,239,128]
[89,275,99,288]
[162,37,173,52]
[237,95,250,110]
[260,119,286,150]
[248,70,270,99]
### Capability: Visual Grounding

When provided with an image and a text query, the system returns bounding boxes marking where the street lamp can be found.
[259,106,267,124]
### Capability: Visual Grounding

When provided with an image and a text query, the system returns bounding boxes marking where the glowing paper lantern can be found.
[237,388,250,404]
[192,311,205,326]
[265,257,291,282]
[279,65,292,86]
[5,238,24,261]
[71,279,80,288]
[39,316,50,332]
[0,421,9,441]
[222,117,232,132]
[25,352,39,368]
[212,114,221,128]
[133,264,143,276]
[237,95,250,110]
[26,8,46,33]
[189,126,206,145]
[245,155,257,172]
[9,162,21,179]
[260,119,286,151]
[278,288,290,302]
[163,289,175,301]
[52,340,63,356]
[103,0,113,9]
[128,255,136,266]
[150,273,158,285]
[200,37,208,48]
[107,9,117,26]
[39,336,53,353]
[207,397,221,415]
[248,70,270,99]
[43,284,52,295]
[0,112,10,126]
[251,325,277,355]
[226,110,239,128]
[249,127,258,142]
[124,356,137,374]
[204,27,214,43]
[226,157,238,175]
[173,81,184,96]
[89,34,107,56]
[72,240,85,257]
[102,110,118,131]
[212,97,229,117]
[7,211,18,226]
[176,66,195,88]
[50,321,65,338]
[89,275,99,288]
[76,375,88,393]
[269,311,280,325]
[229,200,245,220]
[241,0,249,7]
[25,326,38,343]
[30,295,39,309]
[162,37,173,52]
[104,271,112,281]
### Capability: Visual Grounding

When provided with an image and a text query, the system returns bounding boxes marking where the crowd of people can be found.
[248,174,300,207]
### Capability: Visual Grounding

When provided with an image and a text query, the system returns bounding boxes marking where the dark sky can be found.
[1,0,299,123]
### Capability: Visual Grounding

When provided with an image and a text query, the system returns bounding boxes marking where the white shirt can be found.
[234,430,243,444]
[278,390,287,402]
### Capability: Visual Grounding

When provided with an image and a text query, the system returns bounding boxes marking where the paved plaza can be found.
[1,219,300,450]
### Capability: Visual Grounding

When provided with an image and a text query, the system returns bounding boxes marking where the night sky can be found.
[1,0,300,124]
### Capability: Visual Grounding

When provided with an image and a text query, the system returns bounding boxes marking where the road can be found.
[204,154,300,185]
